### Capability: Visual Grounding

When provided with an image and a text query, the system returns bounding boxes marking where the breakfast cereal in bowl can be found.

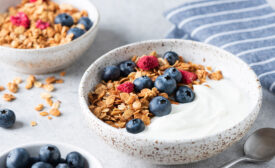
[0,0,99,74]
[79,39,262,164]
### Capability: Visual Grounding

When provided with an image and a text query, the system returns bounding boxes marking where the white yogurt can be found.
[140,79,252,140]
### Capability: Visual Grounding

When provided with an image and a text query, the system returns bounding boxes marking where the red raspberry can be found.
[36,20,50,30]
[179,70,197,84]
[30,0,46,2]
[10,12,30,28]
[117,82,134,93]
[137,56,159,70]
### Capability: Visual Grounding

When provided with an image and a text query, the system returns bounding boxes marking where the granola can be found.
[88,51,223,129]
[0,0,90,49]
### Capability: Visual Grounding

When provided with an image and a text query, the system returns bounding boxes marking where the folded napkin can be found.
[165,0,275,92]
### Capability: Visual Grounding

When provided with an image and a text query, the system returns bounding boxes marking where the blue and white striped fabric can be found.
[165,0,275,93]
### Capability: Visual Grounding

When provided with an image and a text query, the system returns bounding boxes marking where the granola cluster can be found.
[0,71,66,126]
[0,0,88,49]
[88,51,223,129]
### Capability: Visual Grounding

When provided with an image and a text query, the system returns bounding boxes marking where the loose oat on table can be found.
[25,75,36,89]
[60,71,66,77]
[7,82,18,93]
[31,121,37,126]
[0,86,5,91]
[13,77,23,84]
[35,104,44,111]
[40,92,52,99]
[3,93,16,101]
[43,84,55,92]
[50,108,61,117]
[0,0,89,49]
[88,51,224,129]
[39,111,49,116]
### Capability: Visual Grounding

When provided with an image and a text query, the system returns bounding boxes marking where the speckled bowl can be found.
[79,39,262,165]
[0,141,103,167]
[0,0,99,74]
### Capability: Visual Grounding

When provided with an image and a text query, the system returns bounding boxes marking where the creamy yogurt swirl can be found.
[139,79,252,140]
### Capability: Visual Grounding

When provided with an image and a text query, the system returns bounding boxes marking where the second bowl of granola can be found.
[79,39,262,165]
[0,0,99,74]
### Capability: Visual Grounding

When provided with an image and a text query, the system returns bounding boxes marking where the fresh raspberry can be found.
[36,20,50,30]
[10,12,30,28]
[30,0,46,2]
[117,82,134,93]
[179,70,197,84]
[136,56,159,70]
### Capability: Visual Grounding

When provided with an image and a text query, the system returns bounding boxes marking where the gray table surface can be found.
[1,0,275,167]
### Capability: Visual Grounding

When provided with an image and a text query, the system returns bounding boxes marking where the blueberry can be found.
[27,157,40,167]
[0,109,16,128]
[149,96,171,117]
[102,65,121,82]
[154,74,177,95]
[133,76,154,92]
[31,162,53,168]
[78,17,93,31]
[56,163,69,168]
[67,27,85,40]
[66,152,85,168]
[175,86,195,103]
[119,61,136,77]
[164,67,182,83]
[55,13,74,27]
[59,158,66,163]
[6,148,30,168]
[126,119,145,134]
[39,145,60,166]
[163,51,179,65]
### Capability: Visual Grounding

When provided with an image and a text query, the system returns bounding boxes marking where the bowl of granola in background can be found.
[0,141,103,168]
[79,39,262,165]
[0,0,99,74]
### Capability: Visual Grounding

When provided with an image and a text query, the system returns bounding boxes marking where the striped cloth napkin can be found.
[165,0,275,93]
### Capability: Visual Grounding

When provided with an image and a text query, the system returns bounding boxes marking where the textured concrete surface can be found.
[1,0,275,167]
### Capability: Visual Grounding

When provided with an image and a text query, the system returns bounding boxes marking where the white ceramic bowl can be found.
[79,39,262,165]
[0,0,99,74]
[0,141,103,168]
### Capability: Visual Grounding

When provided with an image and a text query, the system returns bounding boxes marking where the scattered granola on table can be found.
[0,72,65,127]
[0,0,93,49]
[88,51,223,133]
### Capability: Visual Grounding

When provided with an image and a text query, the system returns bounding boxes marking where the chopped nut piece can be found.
[35,104,44,111]
[50,108,61,116]
[39,112,49,116]
[31,121,37,127]
[7,82,18,93]
[3,94,16,101]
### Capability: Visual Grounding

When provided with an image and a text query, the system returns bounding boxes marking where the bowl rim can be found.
[0,0,100,52]
[0,141,103,168]
[79,39,262,143]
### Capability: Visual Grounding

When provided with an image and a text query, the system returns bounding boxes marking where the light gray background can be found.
[1,0,275,167]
